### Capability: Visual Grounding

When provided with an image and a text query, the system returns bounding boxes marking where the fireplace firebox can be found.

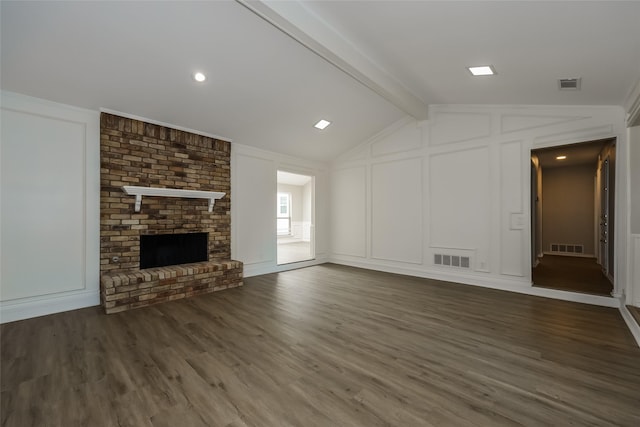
[140,232,208,269]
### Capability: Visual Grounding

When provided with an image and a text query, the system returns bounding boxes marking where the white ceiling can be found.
[277,170,312,186]
[302,0,640,106]
[2,1,639,163]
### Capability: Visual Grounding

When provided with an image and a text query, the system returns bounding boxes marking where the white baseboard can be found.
[243,255,328,278]
[619,305,640,347]
[0,290,100,324]
[329,257,619,308]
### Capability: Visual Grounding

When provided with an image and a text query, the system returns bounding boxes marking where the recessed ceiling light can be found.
[556,155,567,160]
[467,65,496,76]
[193,72,206,82]
[314,119,331,130]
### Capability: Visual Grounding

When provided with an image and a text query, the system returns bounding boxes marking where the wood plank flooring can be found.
[532,255,613,296]
[2,263,639,426]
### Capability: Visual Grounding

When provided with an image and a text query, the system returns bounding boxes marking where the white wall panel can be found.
[234,154,276,265]
[313,170,329,257]
[631,235,640,306]
[429,112,491,146]
[500,141,525,276]
[501,114,586,134]
[429,147,491,266]
[371,159,422,263]
[331,105,628,307]
[534,124,614,147]
[0,92,99,322]
[371,121,421,157]
[630,126,640,234]
[2,111,86,299]
[331,167,366,257]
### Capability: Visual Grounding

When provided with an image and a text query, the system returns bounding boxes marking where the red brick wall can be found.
[100,113,232,272]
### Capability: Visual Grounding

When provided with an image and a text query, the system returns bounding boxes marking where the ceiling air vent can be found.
[558,78,581,90]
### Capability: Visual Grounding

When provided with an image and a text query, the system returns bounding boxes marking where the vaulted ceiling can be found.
[2,1,639,162]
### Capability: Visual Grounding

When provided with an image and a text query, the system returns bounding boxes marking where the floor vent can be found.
[550,243,584,254]
[434,254,470,269]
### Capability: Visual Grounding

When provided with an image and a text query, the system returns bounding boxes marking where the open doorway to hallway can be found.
[277,170,315,265]
[531,138,615,296]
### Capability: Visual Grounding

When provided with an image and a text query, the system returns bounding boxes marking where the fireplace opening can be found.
[140,232,208,269]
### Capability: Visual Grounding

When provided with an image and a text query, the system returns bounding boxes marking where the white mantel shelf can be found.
[122,186,225,212]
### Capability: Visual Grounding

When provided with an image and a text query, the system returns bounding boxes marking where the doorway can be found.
[277,170,315,265]
[531,138,615,296]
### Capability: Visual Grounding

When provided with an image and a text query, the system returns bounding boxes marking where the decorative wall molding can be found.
[429,111,492,146]
[428,146,491,268]
[500,140,525,277]
[331,166,367,258]
[631,234,640,306]
[371,120,422,158]
[1,92,100,323]
[501,114,588,134]
[334,116,415,164]
[533,124,615,147]
[370,158,423,264]
[331,104,628,320]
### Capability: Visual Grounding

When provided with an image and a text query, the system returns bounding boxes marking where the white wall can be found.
[628,125,640,307]
[0,92,100,322]
[630,126,640,235]
[542,165,596,256]
[232,144,328,277]
[302,180,312,241]
[330,106,628,307]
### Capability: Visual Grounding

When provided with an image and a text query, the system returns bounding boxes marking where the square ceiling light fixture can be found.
[467,65,496,76]
[314,119,331,130]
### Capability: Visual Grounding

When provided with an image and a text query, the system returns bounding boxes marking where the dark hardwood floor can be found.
[532,255,613,296]
[2,264,639,426]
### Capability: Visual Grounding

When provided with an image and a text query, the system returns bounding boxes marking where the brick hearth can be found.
[101,260,242,314]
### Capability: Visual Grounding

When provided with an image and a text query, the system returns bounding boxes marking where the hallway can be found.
[533,255,613,296]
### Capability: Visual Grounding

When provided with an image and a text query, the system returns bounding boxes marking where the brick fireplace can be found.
[99,113,242,314]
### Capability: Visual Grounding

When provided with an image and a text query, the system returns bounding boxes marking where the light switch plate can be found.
[510,212,525,230]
